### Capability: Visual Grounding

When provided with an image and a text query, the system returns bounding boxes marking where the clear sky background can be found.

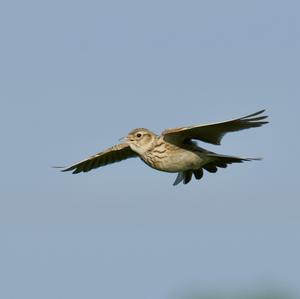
[1,1,299,298]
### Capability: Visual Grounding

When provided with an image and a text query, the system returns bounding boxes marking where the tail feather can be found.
[206,153,262,162]
[172,154,262,186]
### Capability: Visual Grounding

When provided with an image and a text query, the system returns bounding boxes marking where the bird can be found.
[59,110,268,185]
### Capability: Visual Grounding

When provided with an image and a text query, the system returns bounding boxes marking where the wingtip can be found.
[52,166,67,171]
[256,109,266,114]
[52,165,76,173]
[243,109,268,119]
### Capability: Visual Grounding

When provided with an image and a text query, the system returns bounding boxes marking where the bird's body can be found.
[59,110,268,185]
[138,136,211,172]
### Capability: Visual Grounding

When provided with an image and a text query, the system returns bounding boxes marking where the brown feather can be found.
[162,110,268,145]
[62,143,138,174]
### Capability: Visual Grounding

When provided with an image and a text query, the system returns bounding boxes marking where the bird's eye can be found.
[136,133,142,138]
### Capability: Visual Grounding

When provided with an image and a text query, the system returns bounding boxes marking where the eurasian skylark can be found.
[60,110,268,185]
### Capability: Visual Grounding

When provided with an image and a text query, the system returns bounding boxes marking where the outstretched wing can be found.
[60,143,138,174]
[162,110,268,145]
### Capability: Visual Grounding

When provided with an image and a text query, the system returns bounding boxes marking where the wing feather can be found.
[162,110,268,145]
[61,143,138,174]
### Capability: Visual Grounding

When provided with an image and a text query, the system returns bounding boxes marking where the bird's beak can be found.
[119,136,127,142]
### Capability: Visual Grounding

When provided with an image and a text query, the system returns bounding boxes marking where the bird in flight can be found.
[59,110,268,185]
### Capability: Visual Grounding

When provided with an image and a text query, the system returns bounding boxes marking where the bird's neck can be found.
[127,137,155,156]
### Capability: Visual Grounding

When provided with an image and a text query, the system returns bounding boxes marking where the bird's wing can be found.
[162,110,268,145]
[60,143,138,174]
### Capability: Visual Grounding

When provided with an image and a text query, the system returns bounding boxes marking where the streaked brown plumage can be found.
[59,110,268,185]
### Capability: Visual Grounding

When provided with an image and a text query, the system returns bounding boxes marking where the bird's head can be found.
[124,128,157,155]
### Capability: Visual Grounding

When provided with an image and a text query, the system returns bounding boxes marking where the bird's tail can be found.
[205,153,262,164]
[173,154,262,186]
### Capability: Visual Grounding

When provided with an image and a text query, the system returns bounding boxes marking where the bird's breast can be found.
[141,146,210,173]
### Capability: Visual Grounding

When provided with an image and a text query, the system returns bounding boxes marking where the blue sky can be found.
[1,1,299,298]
